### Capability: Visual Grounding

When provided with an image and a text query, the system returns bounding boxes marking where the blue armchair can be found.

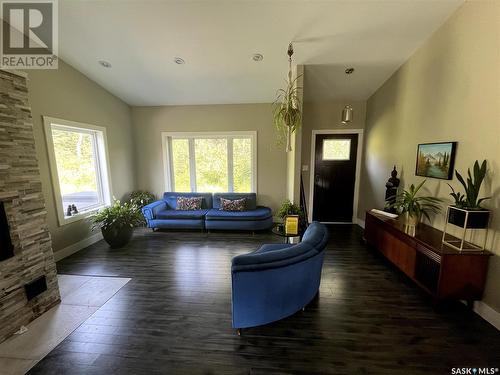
[231,222,328,330]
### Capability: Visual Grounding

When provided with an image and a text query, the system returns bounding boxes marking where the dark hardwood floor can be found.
[29,226,500,375]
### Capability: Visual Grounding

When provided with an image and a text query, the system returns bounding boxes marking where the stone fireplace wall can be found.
[0,70,60,343]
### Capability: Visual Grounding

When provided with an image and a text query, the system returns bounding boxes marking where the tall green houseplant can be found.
[446,160,491,229]
[448,160,490,209]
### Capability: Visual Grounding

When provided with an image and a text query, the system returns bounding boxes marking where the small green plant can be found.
[129,190,156,208]
[450,160,490,209]
[277,199,305,222]
[448,184,466,208]
[387,180,442,222]
[91,199,144,231]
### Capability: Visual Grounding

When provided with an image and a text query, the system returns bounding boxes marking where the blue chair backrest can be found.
[212,193,257,210]
[231,222,328,272]
[301,222,329,251]
[163,192,213,210]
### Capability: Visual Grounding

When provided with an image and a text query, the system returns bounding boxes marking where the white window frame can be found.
[161,131,257,193]
[43,116,113,226]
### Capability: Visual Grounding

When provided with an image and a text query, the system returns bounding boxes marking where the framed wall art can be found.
[415,142,457,180]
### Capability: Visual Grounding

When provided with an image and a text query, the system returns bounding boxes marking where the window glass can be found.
[233,138,252,192]
[171,139,191,192]
[167,134,255,193]
[322,139,351,160]
[51,128,100,214]
[194,138,228,192]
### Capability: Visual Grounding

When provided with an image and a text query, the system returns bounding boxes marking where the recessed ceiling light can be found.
[345,67,355,74]
[252,53,264,62]
[98,60,112,68]
[174,57,185,65]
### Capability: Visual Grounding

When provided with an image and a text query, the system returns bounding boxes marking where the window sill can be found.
[58,206,104,227]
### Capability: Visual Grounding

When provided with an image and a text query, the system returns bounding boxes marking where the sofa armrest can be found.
[142,200,166,221]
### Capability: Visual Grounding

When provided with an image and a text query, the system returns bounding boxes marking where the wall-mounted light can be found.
[341,105,353,124]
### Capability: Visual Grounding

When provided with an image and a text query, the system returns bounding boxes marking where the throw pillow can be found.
[176,197,202,210]
[220,197,246,212]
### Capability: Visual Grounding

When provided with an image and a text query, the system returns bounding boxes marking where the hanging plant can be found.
[273,43,302,152]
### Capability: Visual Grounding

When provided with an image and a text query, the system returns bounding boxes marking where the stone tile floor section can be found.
[0,274,131,375]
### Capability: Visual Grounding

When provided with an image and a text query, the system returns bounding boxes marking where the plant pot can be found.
[447,206,490,229]
[101,225,134,248]
[404,212,419,227]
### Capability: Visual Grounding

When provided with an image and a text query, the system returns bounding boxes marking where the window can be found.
[322,139,351,160]
[43,117,112,225]
[163,132,257,193]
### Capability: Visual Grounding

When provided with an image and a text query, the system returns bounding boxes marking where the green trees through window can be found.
[44,117,112,224]
[168,134,255,193]
[195,138,228,192]
[233,138,252,192]
[171,139,190,192]
[52,128,100,212]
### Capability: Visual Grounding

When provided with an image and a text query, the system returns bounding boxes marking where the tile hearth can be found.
[0,274,130,375]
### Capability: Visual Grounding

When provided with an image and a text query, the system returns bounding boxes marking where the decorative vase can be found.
[405,212,419,227]
[101,225,134,248]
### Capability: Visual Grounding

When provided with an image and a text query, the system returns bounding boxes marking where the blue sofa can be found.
[231,222,328,330]
[142,192,273,231]
[205,193,273,231]
[142,192,213,230]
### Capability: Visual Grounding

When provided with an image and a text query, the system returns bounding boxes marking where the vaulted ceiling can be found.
[58,0,463,105]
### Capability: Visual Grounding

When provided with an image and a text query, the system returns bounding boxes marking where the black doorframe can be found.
[308,130,363,224]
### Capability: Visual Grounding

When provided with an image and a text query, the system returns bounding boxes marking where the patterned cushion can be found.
[176,197,202,210]
[220,197,246,212]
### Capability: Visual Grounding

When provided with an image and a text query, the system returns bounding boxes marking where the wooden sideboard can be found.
[364,211,492,305]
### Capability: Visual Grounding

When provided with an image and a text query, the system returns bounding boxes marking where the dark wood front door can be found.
[312,133,358,222]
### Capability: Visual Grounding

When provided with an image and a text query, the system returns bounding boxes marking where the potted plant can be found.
[273,44,301,152]
[447,160,491,228]
[91,199,145,248]
[277,199,306,230]
[130,190,156,208]
[388,179,442,226]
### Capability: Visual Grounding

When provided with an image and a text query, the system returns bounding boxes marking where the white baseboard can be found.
[473,301,500,330]
[356,218,365,229]
[53,232,103,262]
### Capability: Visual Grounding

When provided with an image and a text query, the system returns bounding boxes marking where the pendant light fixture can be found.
[341,67,355,124]
[341,105,353,124]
